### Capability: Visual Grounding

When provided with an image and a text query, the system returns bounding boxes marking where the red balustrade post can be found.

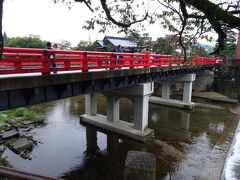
[109,53,115,70]
[41,50,50,75]
[64,59,71,70]
[144,51,150,67]
[223,57,226,64]
[97,57,103,68]
[82,52,88,72]
[130,54,134,69]
[14,55,22,72]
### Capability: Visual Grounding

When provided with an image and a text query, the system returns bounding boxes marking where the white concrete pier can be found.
[150,74,196,109]
[81,82,154,142]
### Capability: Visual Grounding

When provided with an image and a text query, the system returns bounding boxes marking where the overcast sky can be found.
[3,0,217,48]
[3,0,169,47]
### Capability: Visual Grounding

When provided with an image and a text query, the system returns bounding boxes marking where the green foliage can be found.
[127,30,151,47]
[0,108,44,124]
[34,116,45,123]
[0,158,8,166]
[189,46,209,57]
[152,37,174,54]
[0,125,8,131]
[4,35,46,49]
[13,108,27,117]
[105,44,115,52]
[0,114,8,122]
[217,30,237,58]
[22,111,36,121]
[73,41,97,51]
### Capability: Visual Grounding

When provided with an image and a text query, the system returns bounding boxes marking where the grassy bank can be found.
[0,107,45,131]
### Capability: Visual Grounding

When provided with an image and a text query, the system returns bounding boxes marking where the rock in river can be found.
[230,106,240,115]
[124,151,156,180]
[22,121,35,125]
[0,129,19,139]
[10,138,34,152]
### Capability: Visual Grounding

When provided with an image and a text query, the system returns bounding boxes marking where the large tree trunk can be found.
[236,31,240,59]
[0,0,3,60]
[185,0,240,28]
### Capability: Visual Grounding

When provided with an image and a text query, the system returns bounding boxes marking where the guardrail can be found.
[0,47,222,75]
[0,166,61,180]
[225,58,240,67]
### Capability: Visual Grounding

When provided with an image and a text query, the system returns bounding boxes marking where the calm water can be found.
[2,94,240,180]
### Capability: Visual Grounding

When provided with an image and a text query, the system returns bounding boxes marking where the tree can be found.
[152,37,174,55]
[1,0,240,59]
[60,0,240,57]
[127,30,151,47]
[73,40,97,51]
[4,35,46,49]
[189,46,209,57]
[105,43,114,52]
[217,30,237,58]
[3,31,6,41]
[59,40,72,50]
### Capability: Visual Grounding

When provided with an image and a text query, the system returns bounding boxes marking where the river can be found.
[1,94,240,180]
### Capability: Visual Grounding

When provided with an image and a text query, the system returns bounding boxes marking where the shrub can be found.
[0,114,8,122]
[34,116,45,123]
[13,108,27,117]
[23,111,36,121]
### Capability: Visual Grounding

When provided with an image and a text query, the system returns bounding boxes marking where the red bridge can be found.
[0,47,221,75]
[0,47,222,143]
[0,47,221,112]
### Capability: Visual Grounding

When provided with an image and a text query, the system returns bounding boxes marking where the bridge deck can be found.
[0,65,214,91]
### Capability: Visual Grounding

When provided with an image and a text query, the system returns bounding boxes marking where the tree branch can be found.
[75,0,93,12]
[184,0,240,29]
[99,0,148,28]
[178,0,188,61]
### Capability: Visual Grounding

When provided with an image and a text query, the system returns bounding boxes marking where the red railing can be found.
[225,58,240,67]
[0,47,222,75]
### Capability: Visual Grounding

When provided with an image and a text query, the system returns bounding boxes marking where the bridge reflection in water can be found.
[1,94,238,180]
[60,96,237,180]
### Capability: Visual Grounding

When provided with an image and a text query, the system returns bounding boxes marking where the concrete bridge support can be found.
[150,74,196,109]
[81,82,154,142]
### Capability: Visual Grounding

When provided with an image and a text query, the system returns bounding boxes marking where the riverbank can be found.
[0,108,45,160]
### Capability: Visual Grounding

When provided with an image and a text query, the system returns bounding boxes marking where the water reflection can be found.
[62,125,146,180]
[1,95,239,180]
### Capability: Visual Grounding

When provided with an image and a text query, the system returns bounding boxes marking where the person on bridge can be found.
[116,45,123,66]
[53,43,59,50]
[46,42,57,74]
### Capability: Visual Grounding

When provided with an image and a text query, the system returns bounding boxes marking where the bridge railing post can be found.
[130,54,134,69]
[41,50,51,75]
[109,53,115,70]
[144,51,150,67]
[64,55,71,70]
[14,55,22,72]
[82,52,89,72]
[97,57,103,68]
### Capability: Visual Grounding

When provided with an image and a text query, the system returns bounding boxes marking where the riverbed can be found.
[1,94,239,179]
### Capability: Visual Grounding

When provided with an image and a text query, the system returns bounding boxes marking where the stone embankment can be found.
[0,108,45,159]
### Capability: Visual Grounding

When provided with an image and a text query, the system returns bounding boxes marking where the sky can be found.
[3,0,216,47]
[3,0,169,47]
